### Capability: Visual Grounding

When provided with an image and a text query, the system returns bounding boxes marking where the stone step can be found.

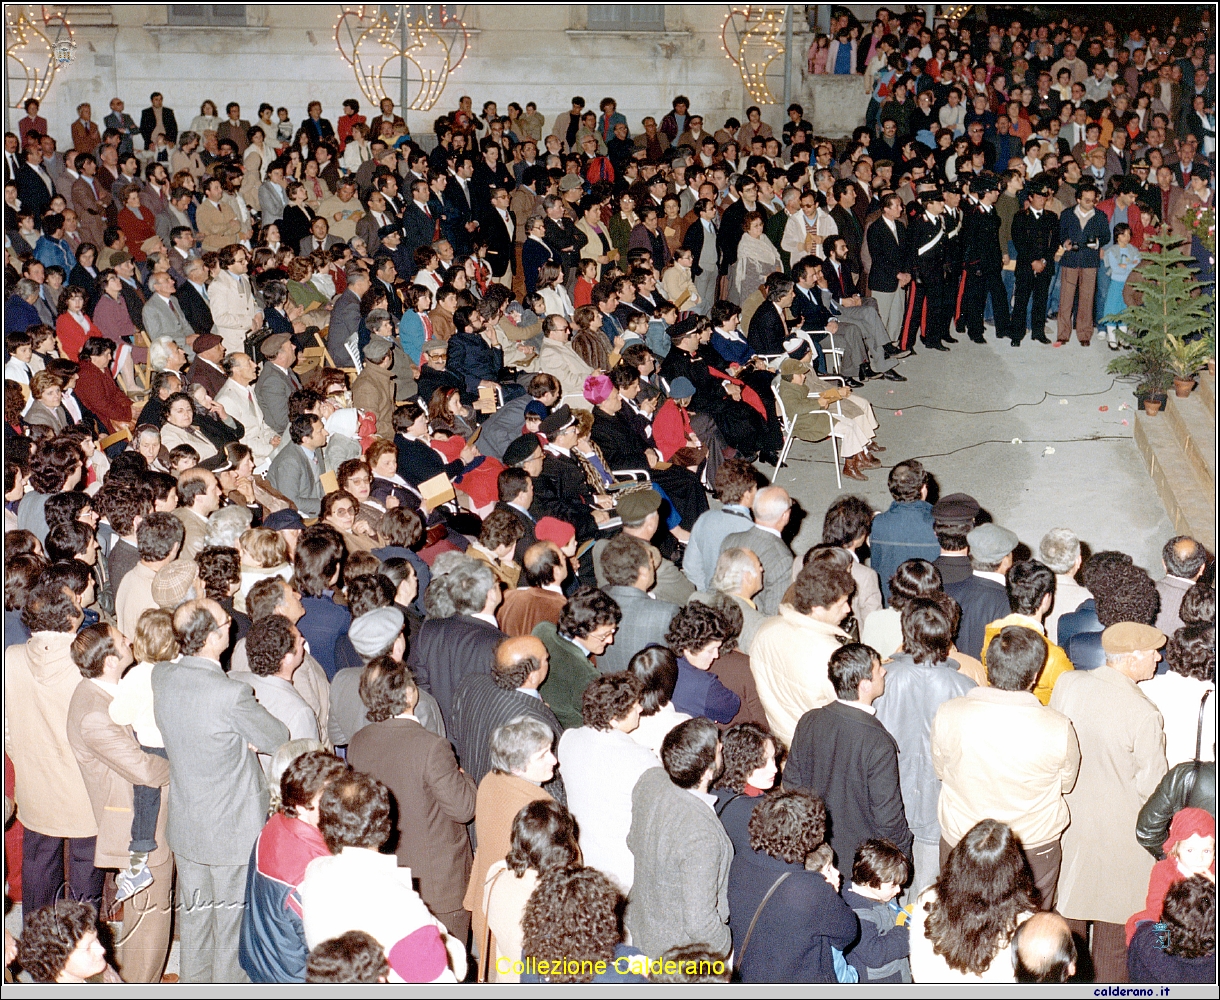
[1133,410,1216,551]
[1197,370,1215,420]
[1165,391,1217,488]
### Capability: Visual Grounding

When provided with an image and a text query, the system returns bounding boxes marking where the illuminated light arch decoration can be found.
[940,6,975,23]
[720,6,788,106]
[5,5,75,112]
[334,5,470,114]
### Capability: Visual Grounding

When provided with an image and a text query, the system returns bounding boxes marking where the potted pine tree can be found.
[1106,230,1215,411]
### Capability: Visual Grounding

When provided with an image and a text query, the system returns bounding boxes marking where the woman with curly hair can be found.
[18,900,121,983]
[1127,875,1216,984]
[726,786,857,982]
[478,797,577,982]
[520,866,647,983]
[909,818,1037,982]
[664,601,741,724]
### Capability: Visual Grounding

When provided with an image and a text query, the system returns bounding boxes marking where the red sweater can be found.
[75,357,133,432]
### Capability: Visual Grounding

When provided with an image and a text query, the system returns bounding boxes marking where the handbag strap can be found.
[739,872,791,966]
[479,867,510,983]
[1195,689,1211,762]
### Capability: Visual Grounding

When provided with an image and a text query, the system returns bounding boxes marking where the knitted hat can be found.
[263,509,307,532]
[667,376,696,400]
[151,559,198,609]
[348,607,405,659]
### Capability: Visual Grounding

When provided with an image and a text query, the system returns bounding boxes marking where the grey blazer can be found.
[598,585,680,675]
[142,293,195,348]
[23,399,67,431]
[326,289,362,367]
[151,655,289,866]
[267,442,325,517]
[258,180,288,224]
[721,525,794,616]
[254,363,300,435]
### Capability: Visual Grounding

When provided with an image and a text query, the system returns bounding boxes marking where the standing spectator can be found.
[664,602,741,724]
[785,643,913,871]
[1055,184,1110,346]
[869,460,939,602]
[823,494,883,625]
[346,656,477,942]
[534,586,621,730]
[298,771,467,981]
[1155,536,1209,635]
[240,748,346,983]
[750,550,854,747]
[558,672,656,892]
[408,558,507,725]
[982,560,1075,705]
[115,512,184,637]
[65,622,173,982]
[682,458,757,591]
[908,819,1037,982]
[1050,622,1170,983]
[4,579,103,919]
[874,598,977,896]
[626,718,733,959]
[729,788,859,982]
[152,598,290,983]
[449,634,565,798]
[463,719,558,980]
[932,625,1081,910]
[291,527,350,681]
[1039,528,1093,644]
[947,523,1020,660]
[242,614,319,742]
[16,900,121,983]
[720,486,794,617]
[1138,624,1215,769]
[595,532,679,674]
[1127,876,1217,984]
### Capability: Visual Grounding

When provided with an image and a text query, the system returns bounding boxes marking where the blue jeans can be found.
[130,744,169,854]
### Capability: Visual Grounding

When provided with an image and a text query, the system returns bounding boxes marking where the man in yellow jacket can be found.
[981,559,1074,705]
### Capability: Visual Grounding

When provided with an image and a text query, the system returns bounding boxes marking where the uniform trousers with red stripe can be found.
[900,277,952,350]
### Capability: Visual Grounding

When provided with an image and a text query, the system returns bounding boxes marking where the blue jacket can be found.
[1057,598,1099,651]
[5,294,40,334]
[446,330,504,399]
[673,656,741,724]
[711,330,754,367]
[842,887,911,984]
[869,500,939,602]
[239,812,329,983]
[1067,628,1105,670]
[298,592,351,681]
[34,235,76,274]
[1059,206,1111,269]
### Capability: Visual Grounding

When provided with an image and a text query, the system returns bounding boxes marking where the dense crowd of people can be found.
[2,5,1216,987]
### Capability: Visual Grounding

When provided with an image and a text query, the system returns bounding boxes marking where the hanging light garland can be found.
[5,5,74,111]
[720,6,787,105]
[941,5,974,22]
[333,4,469,113]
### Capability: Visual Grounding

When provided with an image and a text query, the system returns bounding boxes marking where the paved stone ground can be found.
[769,331,1177,579]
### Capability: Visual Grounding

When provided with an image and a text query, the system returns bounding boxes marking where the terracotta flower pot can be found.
[1173,378,1195,398]
[1208,359,1217,377]
[1144,399,1163,415]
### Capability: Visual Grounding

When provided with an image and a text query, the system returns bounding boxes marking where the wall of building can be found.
[13,4,867,144]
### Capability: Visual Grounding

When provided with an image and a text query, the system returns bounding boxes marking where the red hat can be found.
[535,516,575,548]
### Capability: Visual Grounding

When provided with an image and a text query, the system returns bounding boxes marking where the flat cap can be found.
[966,523,1019,564]
[558,174,584,192]
[261,333,293,359]
[349,606,405,658]
[932,492,980,527]
[615,488,661,522]
[263,509,307,532]
[110,250,132,266]
[364,337,393,363]
[1101,622,1167,654]
[151,559,198,609]
[193,333,223,354]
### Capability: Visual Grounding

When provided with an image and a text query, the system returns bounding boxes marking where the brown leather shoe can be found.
[843,456,868,481]
[859,452,882,469]
[869,443,886,452]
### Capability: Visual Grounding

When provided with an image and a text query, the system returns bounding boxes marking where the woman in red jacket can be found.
[56,284,104,361]
[116,187,157,262]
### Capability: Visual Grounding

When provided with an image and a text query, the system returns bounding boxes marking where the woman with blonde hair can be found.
[237,526,293,612]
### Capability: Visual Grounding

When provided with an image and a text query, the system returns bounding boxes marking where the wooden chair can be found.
[294,346,326,377]
[98,426,133,452]
[133,329,152,391]
[314,329,358,379]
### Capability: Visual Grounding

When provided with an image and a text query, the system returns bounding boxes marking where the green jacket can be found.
[534,621,598,731]
[777,377,833,441]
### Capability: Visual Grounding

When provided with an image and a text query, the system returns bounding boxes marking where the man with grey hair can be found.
[143,269,196,353]
[720,486,794,616]
[327,265,370,368]
[1039,528,1092,644]
[598,530,680,675]
[204,504,253,549]
[147,336,187,374]
[487,716,556,779]
[408,559,507,727]
[690,547,767,654]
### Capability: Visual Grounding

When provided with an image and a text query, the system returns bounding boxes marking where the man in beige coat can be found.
[749,553,854,746]
[1050,622,1168,985]
[66,623,173,983]
[932,625,1080,910]
[351,338,397,440]
[532,314,594,398]
[196,176,242,251]
[4,581,103,917]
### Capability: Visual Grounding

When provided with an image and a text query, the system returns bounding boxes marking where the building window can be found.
[166,5,248,27]
[585,5,666,32]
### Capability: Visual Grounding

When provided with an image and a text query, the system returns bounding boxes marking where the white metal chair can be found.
[771,374,844,490]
